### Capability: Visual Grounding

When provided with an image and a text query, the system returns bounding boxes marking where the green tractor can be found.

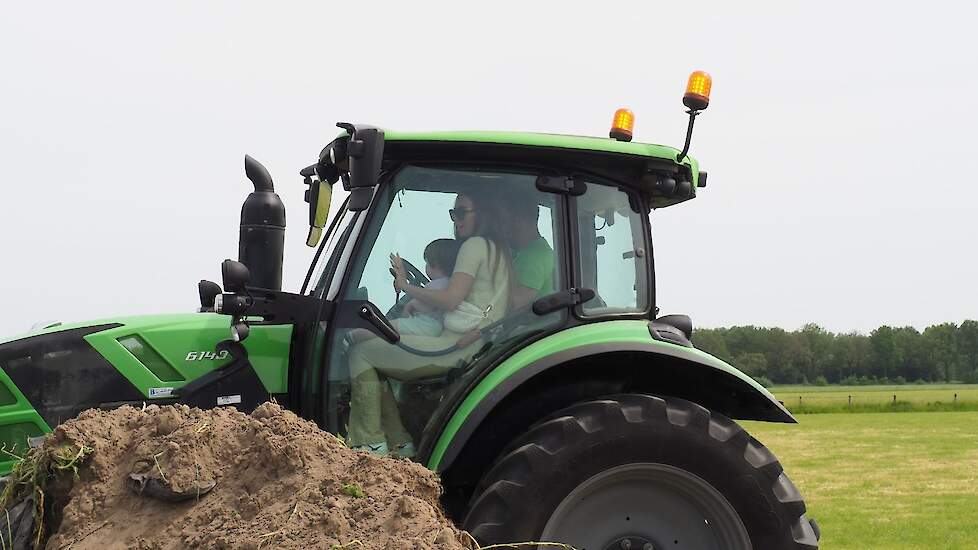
[0,73,819,549]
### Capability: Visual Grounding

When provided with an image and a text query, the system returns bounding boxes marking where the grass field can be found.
[769,384,978,413]
[744,412,978,549]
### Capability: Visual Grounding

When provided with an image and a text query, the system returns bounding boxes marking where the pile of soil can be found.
[10,403,476,549]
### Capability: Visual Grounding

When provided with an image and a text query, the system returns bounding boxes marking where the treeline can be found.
[692,321,978,386]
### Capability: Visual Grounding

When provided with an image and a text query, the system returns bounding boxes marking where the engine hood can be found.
[1,317,125,346]
[0,313,293,431]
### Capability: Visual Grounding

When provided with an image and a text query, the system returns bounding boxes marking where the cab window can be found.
[576,182,649,315]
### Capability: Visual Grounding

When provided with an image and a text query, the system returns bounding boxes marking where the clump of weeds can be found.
[0,441,93,549]
[339,483,365,499]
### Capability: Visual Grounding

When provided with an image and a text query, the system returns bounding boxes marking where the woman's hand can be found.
[390,253,409,292]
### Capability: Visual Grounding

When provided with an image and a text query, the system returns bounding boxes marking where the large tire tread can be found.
[464,394,819,549]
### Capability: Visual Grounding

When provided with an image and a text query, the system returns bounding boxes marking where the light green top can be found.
[513,236,555,297]
[452,237,510,324]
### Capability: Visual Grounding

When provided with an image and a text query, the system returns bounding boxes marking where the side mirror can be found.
[304,178,333,247]
[221,259,250,293]
[337,122,384,189]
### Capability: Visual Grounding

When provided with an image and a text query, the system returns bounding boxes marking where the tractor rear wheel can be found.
[463,394,819,550]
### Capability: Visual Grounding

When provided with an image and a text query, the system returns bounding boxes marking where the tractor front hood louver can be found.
[0,324,145,428]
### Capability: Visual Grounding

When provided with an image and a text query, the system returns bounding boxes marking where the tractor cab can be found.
[210,74,717,465]
[208,121,704,461]
[299,153,659,457]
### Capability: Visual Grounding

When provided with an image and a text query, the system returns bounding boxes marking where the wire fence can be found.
[774,389,978,413]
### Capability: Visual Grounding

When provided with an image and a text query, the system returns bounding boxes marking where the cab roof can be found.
[383,130,688,163]
[377,130,702,207]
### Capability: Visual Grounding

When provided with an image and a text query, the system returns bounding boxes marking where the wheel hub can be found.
[604,536,656,550]
[540,462,752,550]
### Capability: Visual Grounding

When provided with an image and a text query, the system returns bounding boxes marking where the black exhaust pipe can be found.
[239,155,285,290]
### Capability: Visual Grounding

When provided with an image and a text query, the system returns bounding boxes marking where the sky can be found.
[1,1,976,338]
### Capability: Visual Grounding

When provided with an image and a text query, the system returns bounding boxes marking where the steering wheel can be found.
[386,257,431,319]
[401,257,429,288]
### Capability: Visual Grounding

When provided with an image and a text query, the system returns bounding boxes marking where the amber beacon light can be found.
[677,70,713,162]
[683,71,712,111]
[609,108,635,142]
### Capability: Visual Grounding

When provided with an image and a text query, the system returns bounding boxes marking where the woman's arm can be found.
[391,253,474,311]
[401,272,474,311]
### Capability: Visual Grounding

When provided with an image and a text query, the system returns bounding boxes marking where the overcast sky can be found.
[2,1,976,338]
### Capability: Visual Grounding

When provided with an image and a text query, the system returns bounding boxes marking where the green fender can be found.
[426,320,793,471]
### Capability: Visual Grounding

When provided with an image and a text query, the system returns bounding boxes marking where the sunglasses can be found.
[449,207,475,222]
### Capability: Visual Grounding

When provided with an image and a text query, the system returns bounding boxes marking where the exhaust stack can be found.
[239,155,285,290]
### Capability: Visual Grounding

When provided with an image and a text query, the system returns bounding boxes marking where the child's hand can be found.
[390,253,408,292]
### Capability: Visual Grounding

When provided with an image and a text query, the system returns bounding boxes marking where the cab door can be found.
[317,165,569,457]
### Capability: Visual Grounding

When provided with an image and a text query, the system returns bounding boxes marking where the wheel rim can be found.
[539,463,752,550]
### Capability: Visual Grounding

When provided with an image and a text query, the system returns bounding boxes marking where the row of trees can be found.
[692,321,978,385]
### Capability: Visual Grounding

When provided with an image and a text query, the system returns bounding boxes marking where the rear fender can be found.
[427,320,792,472]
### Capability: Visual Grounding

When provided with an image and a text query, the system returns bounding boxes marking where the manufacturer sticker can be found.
[217,395,242,406]
[148,387,174,398]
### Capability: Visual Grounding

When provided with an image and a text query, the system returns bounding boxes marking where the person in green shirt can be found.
[507,198,555,310]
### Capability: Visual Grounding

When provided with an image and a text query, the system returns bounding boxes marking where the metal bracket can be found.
[532,288,596,315]
[239,288,329,325]
[536,175,587,196]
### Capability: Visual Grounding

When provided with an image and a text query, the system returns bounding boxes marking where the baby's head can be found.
[423,238,461,280]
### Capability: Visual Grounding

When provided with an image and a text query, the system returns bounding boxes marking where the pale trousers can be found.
[345,333,479,447]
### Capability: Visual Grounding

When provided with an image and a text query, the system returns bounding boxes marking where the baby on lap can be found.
[390,238,459,336]
[348,238,459,343]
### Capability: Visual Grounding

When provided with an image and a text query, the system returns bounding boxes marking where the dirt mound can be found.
[5,403,475,549]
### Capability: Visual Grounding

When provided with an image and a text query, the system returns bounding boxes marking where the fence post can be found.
[798,396,802,408]
[848,395,852,407]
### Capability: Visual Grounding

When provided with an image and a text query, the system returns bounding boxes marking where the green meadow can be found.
[744,412,978,549]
